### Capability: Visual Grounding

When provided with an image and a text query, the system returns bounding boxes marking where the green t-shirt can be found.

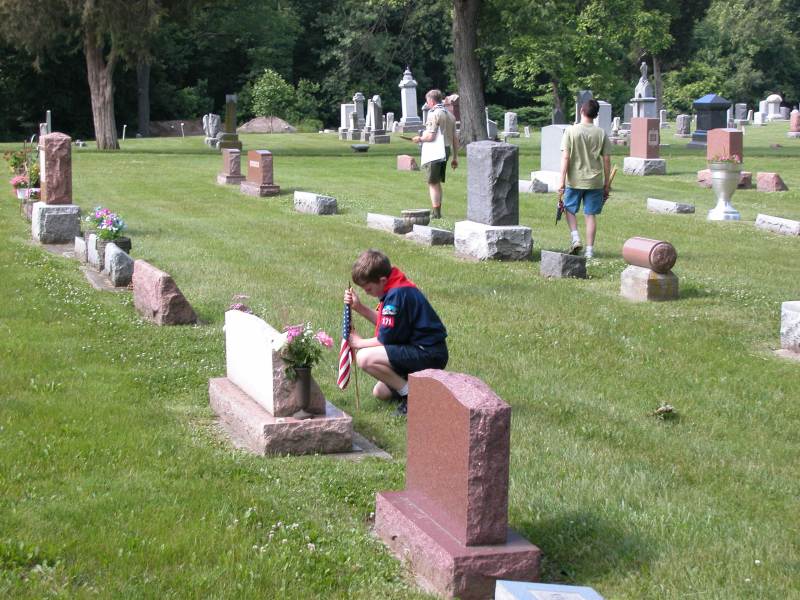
[560,123,611,189]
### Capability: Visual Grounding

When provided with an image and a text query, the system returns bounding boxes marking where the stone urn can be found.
[707,162,741,221]
[292,366,313,420]
[402,208,431,227]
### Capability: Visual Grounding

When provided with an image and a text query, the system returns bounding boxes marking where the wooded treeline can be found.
[0,0,797,145]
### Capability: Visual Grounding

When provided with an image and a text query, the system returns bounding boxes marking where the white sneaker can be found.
[585,248,594,259]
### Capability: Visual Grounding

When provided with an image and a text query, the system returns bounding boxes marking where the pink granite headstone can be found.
[790,110,800,133]
[396,154,419,171]
[374,370,540,599]
[132,260,198,325]
[707,128,743,162]
[756,172,788,192]
[217,148,245,184]
[240,150,280,196]
[630,117,660,159]
[40,132,72,205]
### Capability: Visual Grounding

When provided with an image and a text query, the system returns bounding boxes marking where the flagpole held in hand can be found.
[348,282,361,411]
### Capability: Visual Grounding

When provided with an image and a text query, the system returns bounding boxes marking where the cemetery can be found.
[1,2,799,598]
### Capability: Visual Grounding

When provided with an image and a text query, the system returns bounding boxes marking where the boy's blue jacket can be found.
[374,267,447,347]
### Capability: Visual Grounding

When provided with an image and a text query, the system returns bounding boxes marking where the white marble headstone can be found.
[225,310,285,414]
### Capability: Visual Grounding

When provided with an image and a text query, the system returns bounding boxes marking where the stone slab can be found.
[132,259,198,325]
[755,214,800,236]
[293,191,337,215]
[466,141,519,226]
[646,198,695,214]
[31,202,80,244]
[367,213,412,234]
[756,172,788,192]
[374,492,541,600]
[781,301,800,353]
[623,156,666,176]
[86,234,105,271]
[240,181,280,197]
[454,221,532,261]
[74,236,87,262]
[620,265,678,302]
[217,173,245,185]
[518,179,548,193]
[496,580,605,600]
[405,225,454,246]
[530,170,560,193]
[208,377,353,456]
[540,250,587,278]
[224,310,325,417]
[103,242,134,287]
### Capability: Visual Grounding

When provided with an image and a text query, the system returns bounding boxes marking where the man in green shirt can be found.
[558,99,611,259]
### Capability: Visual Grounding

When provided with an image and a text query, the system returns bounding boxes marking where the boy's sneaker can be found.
[394,397,408,417]
[569,239,583,255]
[585,248,594,259]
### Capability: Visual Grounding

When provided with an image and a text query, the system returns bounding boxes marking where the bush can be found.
[250,69,294,121]
[175,79,213,117]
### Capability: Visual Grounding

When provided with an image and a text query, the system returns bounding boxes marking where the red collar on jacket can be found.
[374,267,416,335]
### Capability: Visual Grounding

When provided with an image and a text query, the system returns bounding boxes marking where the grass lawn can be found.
[1,123,798,599]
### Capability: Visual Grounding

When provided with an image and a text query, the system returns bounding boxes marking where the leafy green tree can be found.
[250,69,295,120]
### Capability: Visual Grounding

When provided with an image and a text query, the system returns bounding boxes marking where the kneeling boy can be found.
[344,249,448,415]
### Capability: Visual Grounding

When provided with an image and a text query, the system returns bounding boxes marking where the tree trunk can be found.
[653,55,662,113]
[84,30,119,150]
[452,0,487,143]
[551,78,562,112]
[137,58,151,138]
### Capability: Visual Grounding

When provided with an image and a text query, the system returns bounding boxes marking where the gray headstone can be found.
[503,112,518,133]
[104,242,134,287]
[781,301,800,352]
[575,90,593,123]
[540,124,569,172]
[466,141,519,226]
[552,108,566,124]
[405,224,454,246]
[676,114,691,135]
[74,235,87,262]
[647,198,695,214]
[734,103,747,120]
[780,106,791,119]
[755,214,800,236]
[540,250,587,279]
[31,203,80,244]
[293,191,337,215]
[367,213,412,234]
[594,101,612,135]
[623,103,633,123]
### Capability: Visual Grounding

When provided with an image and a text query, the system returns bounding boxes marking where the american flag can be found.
[337,301,352,389]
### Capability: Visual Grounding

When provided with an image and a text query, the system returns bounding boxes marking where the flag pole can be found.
[348,281,361,411]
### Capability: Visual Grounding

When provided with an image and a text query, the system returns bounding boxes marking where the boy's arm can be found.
[345,288,377,324]
[558,149,570,193]
[348,332,382,350]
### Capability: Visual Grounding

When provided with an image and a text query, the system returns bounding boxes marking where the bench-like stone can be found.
[103,242,134,287]
[293,191,337,215]
[454,221,532,261]
[132,260,197,325]
[367,212,412,234]
[756,172,788,192]
[620,265,678,302]
[781,301,800,353]
[405,224,454,246]
[623,157,666,176]
[540,250,587,278]
[31,202,80,244]
[74,236,87,262]
[646,198,695,214]
[755,214,800,236]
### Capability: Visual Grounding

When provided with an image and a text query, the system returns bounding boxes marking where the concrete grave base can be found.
[623,157,667,176]
[540,250,587,278]
[454,221,532,261]
[240,181,280,197]
[367,213,413,234]
[647,198,695,214]
[781,301,800,353]
[217,173,245,185]
[374,491,541,600]
[368,133,390,144]
[755,214,800,236]
[209,377,353,456]
[293,191,337,215]
[529,170,560,192]
[405,225,454,246]
[31,202,80,244]
[621,265,678,302]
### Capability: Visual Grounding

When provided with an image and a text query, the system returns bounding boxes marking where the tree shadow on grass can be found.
[516,509,653,584]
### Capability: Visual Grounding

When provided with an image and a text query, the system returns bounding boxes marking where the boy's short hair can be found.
[581,99,600,119]
[352,249,392,285]
[425,89,443,104]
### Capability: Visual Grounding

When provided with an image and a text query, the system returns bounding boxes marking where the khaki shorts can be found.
[424,148,450,184]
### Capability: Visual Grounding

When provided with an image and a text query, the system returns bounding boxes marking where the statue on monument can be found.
[634,61,654,99]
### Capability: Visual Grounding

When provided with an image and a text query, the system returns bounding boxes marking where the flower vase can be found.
[292,366,313,420]
[112,236,132,254]
[707,162,741,221]
[15,188,26,200]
